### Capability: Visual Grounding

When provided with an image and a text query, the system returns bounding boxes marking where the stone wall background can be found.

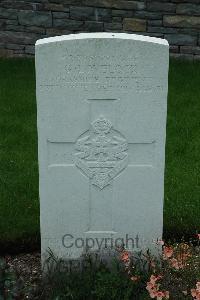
[0,0,200,59]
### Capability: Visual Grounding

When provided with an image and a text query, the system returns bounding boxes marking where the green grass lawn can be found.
[0,58,199,252]
[164,60,200,239]
[0,59,39,252]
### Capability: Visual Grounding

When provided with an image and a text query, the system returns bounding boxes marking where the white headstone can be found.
[35,33,169,261]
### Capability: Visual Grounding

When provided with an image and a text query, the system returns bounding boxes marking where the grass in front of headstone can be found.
[164,59,200,240]
[0,58,199,251]
[0,58,39,253]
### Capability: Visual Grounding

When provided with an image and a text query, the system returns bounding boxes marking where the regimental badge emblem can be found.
[74,116,128,189]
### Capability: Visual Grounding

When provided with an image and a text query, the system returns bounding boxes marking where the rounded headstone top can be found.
[35,32,169,47]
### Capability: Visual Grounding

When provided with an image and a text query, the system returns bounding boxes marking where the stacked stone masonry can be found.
[0,0,200,59]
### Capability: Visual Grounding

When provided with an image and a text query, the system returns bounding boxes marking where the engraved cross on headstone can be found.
[48,99,155,235]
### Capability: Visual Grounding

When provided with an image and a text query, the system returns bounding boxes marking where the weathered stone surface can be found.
[112,16,122,22]
[43,3,69,12]
[180,45,200,55]
[94,8,112,22]
[146,32,164,38]
[112,9,133,17]
[30,3,44,11]
[5,24,45,34]
[0,48,13,57]
[84,0,145,10]
[48,0,82,4]
[13,52,33,58]
[35,32,168,260]
[0,42,5,48]
[70,6,112,22]
[53,18,83,29]
[4,24,25,32]
[147,26,198,35]
[53,12,69,18]
[194,55,200,60]
[25,45,35,54]
[1,0,42,10]
[16,0,47,2]
[147,2,176,12]
[104,29,124,33]
[163,15,200,28]
[18,10,52,27]
[0,0,199,59]
[95,8,112,22]
[82,21,104,31]
[48,0,145,9]
[70,6,94,20]
[123,17,146,31]
[164,34,197,45]
[169,45,179,53]
[0,30,41,44]
[0,20,5,30]
[134,11,162,20]
[177,4,200,15]
[173,0,200,3]
[46,28,71,37]
[0,8,18,19]
[148,19,162,26]
[13,49,24,54]
[6,43,25,50]
[5,19,18,25]
[160,27,198,35]
[170,52,193,60]
[148,26,178,34]
[25,26,46,34]
[104,22,122,30]
[0,18,18,27]
[174,27,199,34]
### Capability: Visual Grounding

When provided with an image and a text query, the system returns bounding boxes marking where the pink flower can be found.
[150,275,158,283]
[150,274,162,283]
[120,250,130,262]
[149,290,158,298]
[196,234,200,240]
[191,289,196,297]
[156,291,166,300]
[191,282,200,300]
[149,290,169,300]
[146,275,169,300]
[163,246,173,259]
[157,239,165,246]
[169,258,184,270]
[146,281,157,292]
[191,289,200,299]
